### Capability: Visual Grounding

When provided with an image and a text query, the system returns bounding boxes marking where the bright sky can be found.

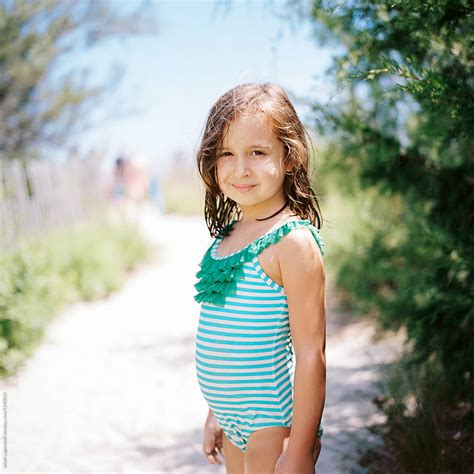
[61,1,337,175]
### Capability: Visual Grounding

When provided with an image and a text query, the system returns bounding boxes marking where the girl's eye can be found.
[219,150,264,158]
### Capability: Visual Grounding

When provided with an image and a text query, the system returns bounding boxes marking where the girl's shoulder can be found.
[270,215,325,258]
[269,217,325,290]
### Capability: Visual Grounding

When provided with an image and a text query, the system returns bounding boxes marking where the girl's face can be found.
[216,112,291,216]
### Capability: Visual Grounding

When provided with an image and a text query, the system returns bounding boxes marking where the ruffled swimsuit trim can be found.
[194,219,325,307]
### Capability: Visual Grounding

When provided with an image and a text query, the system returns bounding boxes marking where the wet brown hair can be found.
[196,82,323,238]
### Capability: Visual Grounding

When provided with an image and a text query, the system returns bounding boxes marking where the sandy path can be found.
[0,210,404,473]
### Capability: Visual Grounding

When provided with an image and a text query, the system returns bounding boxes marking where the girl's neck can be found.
[238,209,297,227]
[239,196,289,224]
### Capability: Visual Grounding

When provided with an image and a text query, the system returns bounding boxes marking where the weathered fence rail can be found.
[0,155,108,253]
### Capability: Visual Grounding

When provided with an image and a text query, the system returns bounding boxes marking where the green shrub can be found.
[306,0,474,398]
[0,218,152,377]
[361,356,474,473]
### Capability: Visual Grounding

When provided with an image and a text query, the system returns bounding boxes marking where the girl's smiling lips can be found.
[232,184,256,192]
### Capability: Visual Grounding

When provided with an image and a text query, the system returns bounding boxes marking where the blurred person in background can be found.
[107,156,129,223]
[124,151,150,222]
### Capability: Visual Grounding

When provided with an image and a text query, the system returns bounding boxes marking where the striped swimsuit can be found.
[194,219,324,453]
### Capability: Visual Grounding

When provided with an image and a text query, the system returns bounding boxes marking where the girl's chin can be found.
[229,197,257,207]
[225,191,257,202]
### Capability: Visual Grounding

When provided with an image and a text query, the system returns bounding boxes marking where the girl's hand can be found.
[275,438,321,474]
[202,410,224,466]
[274,449,315,474]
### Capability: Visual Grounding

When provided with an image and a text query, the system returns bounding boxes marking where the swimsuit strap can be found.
[194,219,324,307]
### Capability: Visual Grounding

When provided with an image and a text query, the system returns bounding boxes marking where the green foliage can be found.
[362,356,474,472]
[307,0,473,393]
[0,0,158,160]
[0,219,152,377]
[300,0,474,469]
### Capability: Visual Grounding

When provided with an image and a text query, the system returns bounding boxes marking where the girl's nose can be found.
[233,155,251,177]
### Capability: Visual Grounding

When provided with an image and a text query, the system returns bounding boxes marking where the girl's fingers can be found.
[207,449,222,465]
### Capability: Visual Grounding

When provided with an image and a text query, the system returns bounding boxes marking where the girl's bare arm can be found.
[278,229,326,459]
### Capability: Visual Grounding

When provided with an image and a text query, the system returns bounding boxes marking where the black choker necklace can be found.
[255,201,288,221]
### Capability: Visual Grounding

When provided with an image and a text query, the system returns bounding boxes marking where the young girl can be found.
[193,82,326,474]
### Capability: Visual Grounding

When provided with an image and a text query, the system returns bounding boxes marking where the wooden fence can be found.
[0,155,108,253]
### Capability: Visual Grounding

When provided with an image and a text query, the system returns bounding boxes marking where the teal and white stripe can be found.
[195,246,324,452]
[196,257,293,452]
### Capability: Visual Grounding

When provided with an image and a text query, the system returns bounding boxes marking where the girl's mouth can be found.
[232,184,256,193]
